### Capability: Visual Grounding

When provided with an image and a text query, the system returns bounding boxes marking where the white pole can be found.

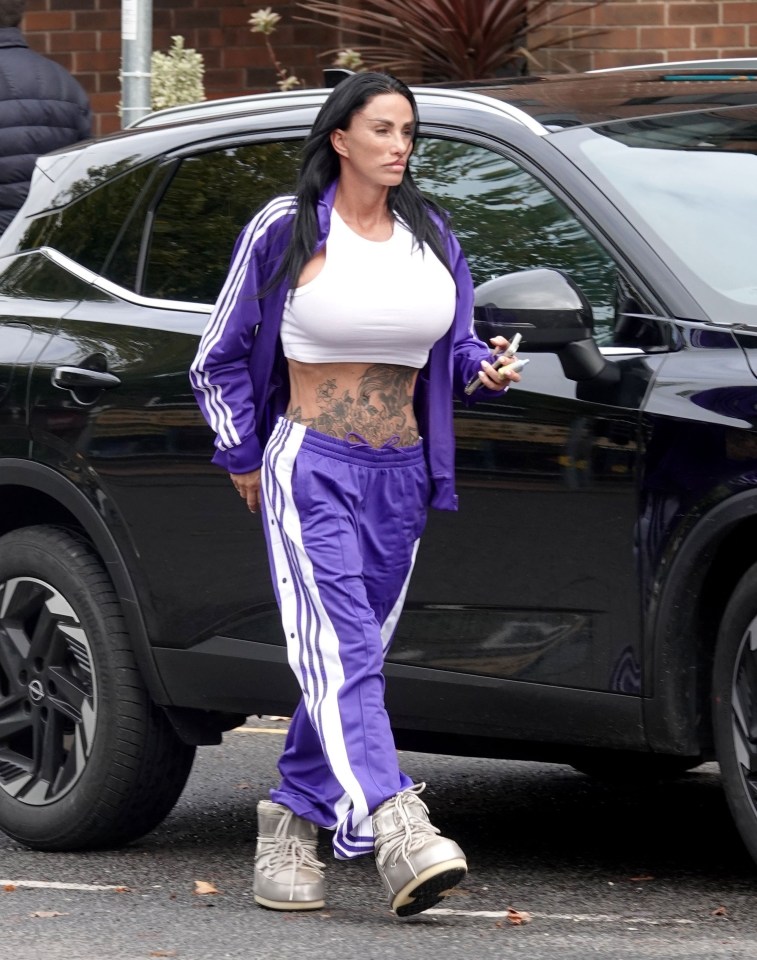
[121,0,153,127]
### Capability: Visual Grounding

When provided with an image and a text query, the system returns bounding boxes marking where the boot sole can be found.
[254,894,325,911]
[391,859,467,918]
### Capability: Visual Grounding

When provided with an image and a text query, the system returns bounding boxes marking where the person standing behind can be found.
[0,0,91,235]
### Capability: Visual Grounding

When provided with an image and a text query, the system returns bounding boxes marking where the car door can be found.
[0,311,36,459]
[0,253,90,461]
[383,131,669,749]
[26,139,305,659]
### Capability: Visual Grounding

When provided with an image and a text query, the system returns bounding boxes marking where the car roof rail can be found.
[590,57,757,74]
[128,88,332,128]
[128,82,548,135]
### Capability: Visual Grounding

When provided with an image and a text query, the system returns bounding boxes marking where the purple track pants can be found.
[260,417,429,859]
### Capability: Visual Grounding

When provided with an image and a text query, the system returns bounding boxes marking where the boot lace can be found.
[377,783,439,875]
[260,810,325,900]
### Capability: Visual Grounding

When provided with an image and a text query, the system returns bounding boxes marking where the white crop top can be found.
[280,209,456,368]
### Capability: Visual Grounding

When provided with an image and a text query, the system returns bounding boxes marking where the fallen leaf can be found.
[113,886,131,893]
[149,951,177,958]
[629,875,655,882]
[3,884,16,892]
[30,910,67,918]
[712,906,728,917]
[193,880,220,896]
[506,907,532,925]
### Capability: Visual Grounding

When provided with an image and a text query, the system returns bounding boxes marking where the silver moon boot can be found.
[253,800,325,910]
[372,784,467,917]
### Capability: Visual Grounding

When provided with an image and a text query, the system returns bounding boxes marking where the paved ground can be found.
[1,718,756,959]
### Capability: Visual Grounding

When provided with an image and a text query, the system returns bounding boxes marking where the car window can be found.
[142,141,303,304]
[411,137,620,345]
[571,118,757,328]
[15,162,155,276]
[102,170,163,294]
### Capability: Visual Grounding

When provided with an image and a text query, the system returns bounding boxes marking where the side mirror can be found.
[474,267,593,348]
[474,267,618,385]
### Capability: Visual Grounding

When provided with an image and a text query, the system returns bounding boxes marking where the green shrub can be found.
[151,36,205,111]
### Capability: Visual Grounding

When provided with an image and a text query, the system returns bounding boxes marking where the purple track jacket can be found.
[190,180,501,511]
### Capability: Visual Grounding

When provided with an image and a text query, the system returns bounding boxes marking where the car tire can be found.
[0,525,196,850]
[713,562,757,867]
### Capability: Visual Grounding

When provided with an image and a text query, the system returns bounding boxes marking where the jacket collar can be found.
[316,180,339,244]
[0,27,27,49]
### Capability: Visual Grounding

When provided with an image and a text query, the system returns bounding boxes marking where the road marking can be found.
[427,908,696,924]
[1,880,127,892]
[0,884,697,924]
[231,727,287,734]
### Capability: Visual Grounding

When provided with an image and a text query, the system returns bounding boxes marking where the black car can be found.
[3,64,757,865]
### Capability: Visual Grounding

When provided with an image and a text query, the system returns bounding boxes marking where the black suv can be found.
[3,65,757,866]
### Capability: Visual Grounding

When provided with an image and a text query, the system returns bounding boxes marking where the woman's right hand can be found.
[230,469,261,513]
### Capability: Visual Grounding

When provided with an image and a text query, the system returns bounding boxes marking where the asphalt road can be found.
[1,717,757,960]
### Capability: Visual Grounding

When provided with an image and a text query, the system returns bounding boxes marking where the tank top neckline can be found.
[331,208,396,245]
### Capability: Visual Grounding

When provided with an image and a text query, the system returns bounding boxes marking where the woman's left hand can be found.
[475,336,523,392]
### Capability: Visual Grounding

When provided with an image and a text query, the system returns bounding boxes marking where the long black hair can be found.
[268,72,450,295]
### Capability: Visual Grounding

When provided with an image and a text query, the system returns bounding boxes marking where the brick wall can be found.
[19,1,757,136]
[529,0,757,73]
[22,0,334,136]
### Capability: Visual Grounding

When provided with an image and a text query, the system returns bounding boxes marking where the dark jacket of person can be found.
[0,26,91,233]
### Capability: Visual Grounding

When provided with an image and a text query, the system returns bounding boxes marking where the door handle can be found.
[52,366,121,391]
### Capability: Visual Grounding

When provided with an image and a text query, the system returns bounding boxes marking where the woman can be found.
[190,72,523,918]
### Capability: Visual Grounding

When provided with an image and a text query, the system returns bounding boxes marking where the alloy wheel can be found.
[730,615,757,810]
[0,576,97,805]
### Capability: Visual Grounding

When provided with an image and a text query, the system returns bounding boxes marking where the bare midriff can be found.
[284,359,420,448]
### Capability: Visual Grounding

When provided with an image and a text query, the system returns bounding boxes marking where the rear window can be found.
[14,162,155,276]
